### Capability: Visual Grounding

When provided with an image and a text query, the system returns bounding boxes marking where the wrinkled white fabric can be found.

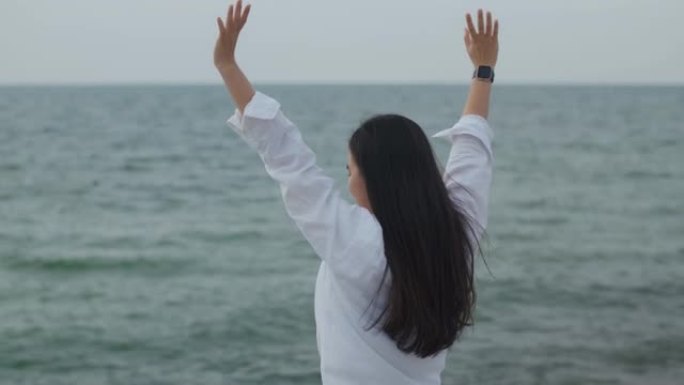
[227,91,494,385]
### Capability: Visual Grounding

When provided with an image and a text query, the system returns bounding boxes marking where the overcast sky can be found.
[0,0,682,85]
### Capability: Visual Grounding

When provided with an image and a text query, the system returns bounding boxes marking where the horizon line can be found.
[1,81,683,88]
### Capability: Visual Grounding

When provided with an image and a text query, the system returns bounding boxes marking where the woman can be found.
[214,2,498,384]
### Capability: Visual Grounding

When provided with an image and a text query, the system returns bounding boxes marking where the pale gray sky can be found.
[0,0,682,85]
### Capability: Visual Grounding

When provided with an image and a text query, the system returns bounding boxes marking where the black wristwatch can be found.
[472,66,495,83]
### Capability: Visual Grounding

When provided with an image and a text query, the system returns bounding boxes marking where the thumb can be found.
[216,17,226,35]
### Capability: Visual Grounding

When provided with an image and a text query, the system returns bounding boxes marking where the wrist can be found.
[471,78,493,87]
[472,65,495,83]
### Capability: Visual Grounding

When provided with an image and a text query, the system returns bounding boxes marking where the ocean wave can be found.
[2,255,193,273]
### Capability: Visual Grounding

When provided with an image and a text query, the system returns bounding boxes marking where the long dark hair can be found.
[349,114,480,358]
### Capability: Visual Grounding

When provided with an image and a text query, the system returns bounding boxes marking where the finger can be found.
[464,28,471,46]
[216,17,225,35]
[486,11,492,36]
[493,19,499,38]
[236,0,242,22]
[227,5,234,29]
[240,4,251,29]
[477,9,484,35]
[466,13,477,37]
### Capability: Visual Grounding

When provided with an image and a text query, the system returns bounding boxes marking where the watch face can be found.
[477,66,493,78]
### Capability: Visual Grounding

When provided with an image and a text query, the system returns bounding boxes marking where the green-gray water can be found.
[1,85,683,384]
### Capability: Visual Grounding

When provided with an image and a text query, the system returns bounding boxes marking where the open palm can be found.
[464,9,499,68]
[214,0,251,70]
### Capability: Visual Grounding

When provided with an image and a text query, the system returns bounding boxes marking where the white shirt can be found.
[227,91,494,385]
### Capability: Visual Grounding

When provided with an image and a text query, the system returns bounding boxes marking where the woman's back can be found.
[315,258,448,385]
[314,114,493,385]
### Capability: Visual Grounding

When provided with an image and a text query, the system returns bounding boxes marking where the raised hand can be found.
[464,9,499,69]
[214,0,252,71]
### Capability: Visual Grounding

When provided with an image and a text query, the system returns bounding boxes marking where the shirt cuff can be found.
[226,91,290,153]
[226,91,281,129]
[432,114,494,151]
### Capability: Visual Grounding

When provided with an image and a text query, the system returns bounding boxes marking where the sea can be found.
[1,85,683,385]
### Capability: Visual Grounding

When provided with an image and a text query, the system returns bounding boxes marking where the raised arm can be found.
[432,9,499,237]
[462,10,499,118]
[213,1,385,289]
[214,0,254,113]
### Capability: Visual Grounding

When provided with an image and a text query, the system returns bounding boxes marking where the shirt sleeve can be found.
[226,91,385,280]
[431,114,494,240]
